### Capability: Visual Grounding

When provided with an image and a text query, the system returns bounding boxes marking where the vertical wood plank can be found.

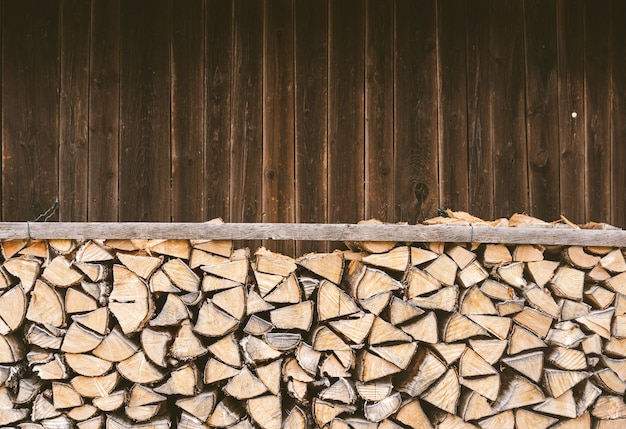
[60,0,90,221]
[171,0,204,222]
[365,0,394,222]
[328,0,365,232]
[490,0,528,218]
[295,0,328,255]
[584,0,611,223]
[611,0,626,227]
[205,0,232,222]
[263,0,295,256]
[557,0,585,224]
[119,0,171,221]
[395,0,438,223]
[89,0,120,221]
[466,0,494,220]
[231,0,264,251]
[524,0,559,221]
[2,0,60,221]
[438,0,468,213]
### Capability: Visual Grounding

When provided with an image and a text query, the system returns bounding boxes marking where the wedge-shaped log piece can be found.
[421,368,460,414]
[65,287,98,314]
[155,363,199,396]
[351,264,402,301]
[67,404,98,422]
[109,265,153,334]
[32,354,67,379]
[354,378,392,402]
[247,395,282,429]
[118,351,165,384]
[436,413,479,429]
[369,316,412,345]
[397,348,446,396]
[356,350,401,382]
[498,299,525,316]
[410,247,438,266]
[459,348,497,378]
[287,379,308,404]
[363,392,401,423]
[223,366,268,400]
[576,307,614,339]
[492,374,545,412]
[61,322,103,353]
[548,347,587,371]
[483,244,512,266]
[550,266,585,300]
[526,260,560,288]
[264,273,300,304]
[359,291,392,315]
[42,256,83,287]
[524,285,559,318]
[317,280,359,322]
[32,393,61,421]
[21,240,51,257]
[241,335,282,363]
[15,376,43,404]
[370,342,417,370]
[443,313,488,342]
[171,320,208,361]
[543,369,589,398]
[71,372,119,398]
[126,404,161,422]
[321,354,349,378]
[244,315,274,336]
[256,247,297,276]
[546,321,587,347]
[401,311,439,343]
[605,272,626,295]
[588,263,612,282]
[469,339,506,364]
[459,390,496,421]
[388,296,424,324]
[0,285,26,335]
[264,333,300,351]
[514,409,558,429]
[209,333,242,367]
[246,287,275,315]
[410,285,458,312]
[65,353,113,377]
[194,300,239,337]
[255,359,282,395]
[3,256,40,292]
[423,254,457,287]
[592,395,626,419]
[312,398,356,427]
[295,342,321,376]
[460,286,497,315]
[202,259,248,284]
[319,377,356,404]
[362,246,410,272]
[502,351,544,383]
[127,383,166,408]
[478,410,514,429]
[601,249,626,273]
[564,246,600,269]
[26,323,64,350]
[498,262,526,288]
[204,358,240,384]
[161,258,199,293]
[560,298,592,321]
[190,248,229,269]
[329,313,375,344]
[513,307,553,338]
[405,267,441,299]
[283,406,307,429]
[270,301,314,331]
[1,239,28,259]
[480,279,516,301]
[75,240,113,262]
[582,333,603,355]
[254,270,283,298]
[460,374,500,402]
[52,382,83,409]
[117,253,162,279]
[150,293,190,327]
[139,328,171,368]
[466,314,512,340]
[313,326,350,352]
[431,342,466,365]
[594,367,626,394]
[93,326,138,362]
[176,391,216,422]
[446,245,476,269]
[533,389,577,419]
[297,252,344,284]
[27,280,64,327]
[150,269,179,293]
[458,261,489,288]
[93,389,125,412]
[513,244,544,262]
[393,399,432,429]
[147,239,190,259]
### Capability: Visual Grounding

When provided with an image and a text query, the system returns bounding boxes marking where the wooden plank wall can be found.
[1,0,625,248]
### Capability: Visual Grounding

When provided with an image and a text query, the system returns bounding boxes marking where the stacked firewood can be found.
[0,217,625,428]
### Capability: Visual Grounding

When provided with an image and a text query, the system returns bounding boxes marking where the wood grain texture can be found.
[205,0,232,222]
[0,222,622,247]
[611,0,626,227]
[2,0,60,221]
[524,0,559,221]
[365,0,394,222]
[584,0,611,223]
[263,0,295,255]
[171,0,204,222]
[395,0,438,223]
[437,0,468,213]
[328,0,365,226]
[231,0,264,251]
[294,0,328,255]
[490,0,528,218]
[119,0,171,221]
[59,0,90,221]
[466,0,494,220]
[88,0,120,221]
[557,0,585,224]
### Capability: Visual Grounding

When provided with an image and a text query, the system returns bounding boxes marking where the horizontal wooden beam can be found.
[0,222,624,246]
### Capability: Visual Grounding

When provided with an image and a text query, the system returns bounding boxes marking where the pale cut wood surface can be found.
[1,222,625,245]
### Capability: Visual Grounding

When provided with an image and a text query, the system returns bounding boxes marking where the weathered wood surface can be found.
[0,222,624,246]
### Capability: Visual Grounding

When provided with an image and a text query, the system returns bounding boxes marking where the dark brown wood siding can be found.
[2,0,625,252]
